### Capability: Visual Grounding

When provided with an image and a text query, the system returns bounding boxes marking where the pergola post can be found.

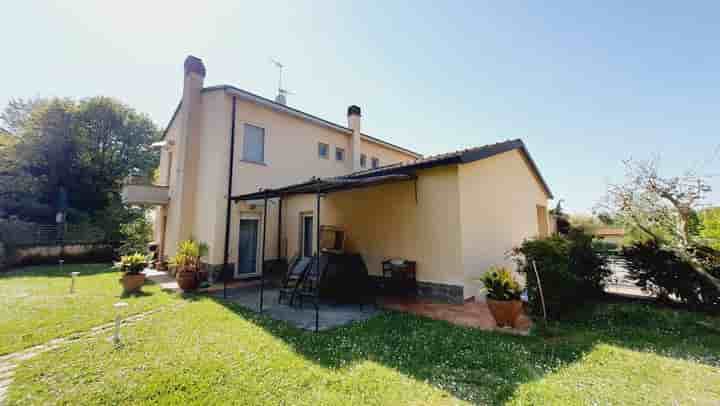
[314,191,321,332]
[259,193,268,312]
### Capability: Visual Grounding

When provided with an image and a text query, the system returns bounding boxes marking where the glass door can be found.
[236,215,260,277]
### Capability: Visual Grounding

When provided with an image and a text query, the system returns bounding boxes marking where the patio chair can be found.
[278,255,312,305]
[297,253,334,308]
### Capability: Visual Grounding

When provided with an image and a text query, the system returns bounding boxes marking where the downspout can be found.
[222,96,237,299]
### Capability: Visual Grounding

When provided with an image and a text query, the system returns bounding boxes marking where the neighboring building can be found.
[593,227,626,246]
[122,56,554,302]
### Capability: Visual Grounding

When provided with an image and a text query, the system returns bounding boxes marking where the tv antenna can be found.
[270,58,294,104]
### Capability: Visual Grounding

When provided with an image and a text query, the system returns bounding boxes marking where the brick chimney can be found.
[347,105,362,172]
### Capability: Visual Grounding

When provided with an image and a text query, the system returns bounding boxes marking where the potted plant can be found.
[479,266,523,327]
[114,253,148,293]
[170,239,208,292]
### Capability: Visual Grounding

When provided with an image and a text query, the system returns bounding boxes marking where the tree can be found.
[600,158,720,291]
[700,207,720,250]
[0,96,159,236]
[0,98,42,136]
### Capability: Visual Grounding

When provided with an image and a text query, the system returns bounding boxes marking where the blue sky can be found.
[2,1,718,213]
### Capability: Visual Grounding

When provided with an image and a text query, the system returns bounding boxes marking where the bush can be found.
[622,241,720,310]
[511,229,611,319]
[479,266,522,301]
[118,215,153,257]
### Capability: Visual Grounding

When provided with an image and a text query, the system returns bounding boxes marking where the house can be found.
[122,56,554,303]
[593,227,625,246]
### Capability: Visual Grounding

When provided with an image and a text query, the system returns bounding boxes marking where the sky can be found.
[2,1,718,213]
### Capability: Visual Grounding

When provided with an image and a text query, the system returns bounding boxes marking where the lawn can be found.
[0,263,179,355]
[4,273,720,406]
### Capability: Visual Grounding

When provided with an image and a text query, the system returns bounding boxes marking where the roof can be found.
[594,228,625,237]
[161,85,422,159]
[232,174,416,201]
[232,138,553,200]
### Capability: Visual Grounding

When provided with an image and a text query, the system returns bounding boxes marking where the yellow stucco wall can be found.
[159,90,418,265]
[277,165,463,286]
[458,149,551,296]
[221,97,417,265]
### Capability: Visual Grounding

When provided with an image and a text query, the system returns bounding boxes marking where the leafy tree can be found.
[0,96,159,237]
[0,97,42,136]
[600,158,720,292]
[700,207,720,250]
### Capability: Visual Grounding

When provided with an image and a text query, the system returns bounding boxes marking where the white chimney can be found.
[347,105,362,172]
[172,55,205,243]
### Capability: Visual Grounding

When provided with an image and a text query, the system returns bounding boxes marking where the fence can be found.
[0,221,106,246]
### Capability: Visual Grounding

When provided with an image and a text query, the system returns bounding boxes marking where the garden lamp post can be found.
[113,302,128,345]
[70,271,79,294]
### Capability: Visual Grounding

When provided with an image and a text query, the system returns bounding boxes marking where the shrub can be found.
[479,266,522,301]
[511,229,611,319]
[622,241,720,310]
[118,215,153,256]
[113,253,148,275]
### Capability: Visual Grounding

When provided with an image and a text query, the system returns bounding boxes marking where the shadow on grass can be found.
[199,292,720,405]
[120,290,155,299]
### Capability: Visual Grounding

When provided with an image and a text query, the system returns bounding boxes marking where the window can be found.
[360,153,367,168]
[318,142,329,159]
[242,124,265,163]
[335,147,345,161]
[371,157,380,169]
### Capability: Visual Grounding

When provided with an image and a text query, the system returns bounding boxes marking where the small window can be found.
[243,124,265,163]
[371,157,380,169]
[360,153,367,168]
[335,147,345,161]
[318,142,329,159]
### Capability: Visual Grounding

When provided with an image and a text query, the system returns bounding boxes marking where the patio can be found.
[210,285,380,331]
[147,269,532,333]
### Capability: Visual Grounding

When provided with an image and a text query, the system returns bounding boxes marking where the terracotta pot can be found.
[176,271,199,291]
[486,299,522,327]
[121,273,146,293]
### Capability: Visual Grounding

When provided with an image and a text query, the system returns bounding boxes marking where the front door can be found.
[301,214,314,258]
[236,217,260,277]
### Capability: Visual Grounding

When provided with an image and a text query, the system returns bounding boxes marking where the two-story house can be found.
[123,56,554,303]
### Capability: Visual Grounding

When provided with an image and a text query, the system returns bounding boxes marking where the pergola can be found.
[221,173,415,330]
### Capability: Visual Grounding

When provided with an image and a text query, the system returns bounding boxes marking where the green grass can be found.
[0,263,179,355]
[3,265,720,405]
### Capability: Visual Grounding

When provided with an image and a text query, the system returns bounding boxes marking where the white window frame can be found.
[335,147,345,161]
[371,157,380,169]
[242,123,266,164]
[234,211,264,279]
[360,153,367,168]
[318,142,329,159]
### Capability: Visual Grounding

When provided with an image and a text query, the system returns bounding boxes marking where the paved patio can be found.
[146,270,532,334]
[380,297,532,335]
[210,286,381,331]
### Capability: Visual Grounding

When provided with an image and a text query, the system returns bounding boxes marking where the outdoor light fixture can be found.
[70,271,80,294]
[113,302,128,346]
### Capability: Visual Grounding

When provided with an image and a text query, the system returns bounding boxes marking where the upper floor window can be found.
[318,142,329,159]
[243,124,265,163]
[335,147,345,161]
[371,157,380,169]
[360,153,367,168]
